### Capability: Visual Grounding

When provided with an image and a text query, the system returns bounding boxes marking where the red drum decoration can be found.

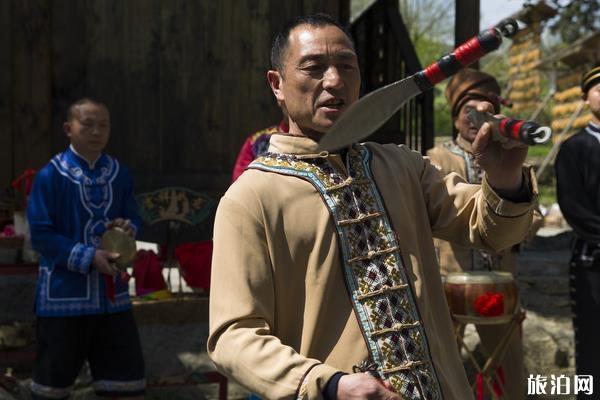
[444,271,518,324]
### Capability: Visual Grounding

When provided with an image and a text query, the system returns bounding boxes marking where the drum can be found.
[444,271,518,325]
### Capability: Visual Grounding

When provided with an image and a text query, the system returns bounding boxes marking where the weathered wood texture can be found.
[3,0,52,188]
[455,0,480,69]
[351,0,433,153]
[1,0,349,195]
[0,1,12,188]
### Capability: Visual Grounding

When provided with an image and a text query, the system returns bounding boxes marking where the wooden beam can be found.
[0,1,13,187]
[455,0,480,69]
[11,0,52,175]
[50,0,88,155]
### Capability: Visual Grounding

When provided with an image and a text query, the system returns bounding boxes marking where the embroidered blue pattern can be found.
[28,147,140,316]
[93,379,146,393]
[443,140,482,184]
[30,381,73,399]
[67,243,95,274]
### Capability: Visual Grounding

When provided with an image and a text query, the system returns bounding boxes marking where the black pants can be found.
[31,311,145,399]
[570,249,600,398]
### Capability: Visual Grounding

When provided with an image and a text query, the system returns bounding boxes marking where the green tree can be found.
[398,0,454,65]
[351,0,455,135]
[546,0,600,43]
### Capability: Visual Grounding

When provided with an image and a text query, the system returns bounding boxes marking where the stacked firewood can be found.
[507,23,542,116]
[551,72,590,135]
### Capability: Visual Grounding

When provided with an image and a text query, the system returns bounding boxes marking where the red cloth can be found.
[232,137,255,182]
[103,272,130,302]
[133,250,167,296]
[11,168,36,196]
[231,120,289,182]
[174,241,213,291]
[473,291,504,317]
[104,275,116,301]
[476,366,505,400]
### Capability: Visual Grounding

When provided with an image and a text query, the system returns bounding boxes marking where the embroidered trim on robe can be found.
[250,145,443,399]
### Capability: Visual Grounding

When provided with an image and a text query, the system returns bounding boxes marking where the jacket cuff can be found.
[130,222,139,238]
[296,363,342,400]
[67,243,95,274]
[323,372,347,400]
[482,166,538,217]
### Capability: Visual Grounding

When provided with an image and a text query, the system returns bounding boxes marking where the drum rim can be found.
[452,313,515,324]
[445,270,514,284]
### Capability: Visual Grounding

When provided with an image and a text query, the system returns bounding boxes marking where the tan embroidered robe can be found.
[208,134,536,399]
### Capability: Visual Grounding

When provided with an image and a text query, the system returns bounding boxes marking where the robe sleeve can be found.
[208,196,338,400]
[420,152,537,252]
[27,167,95,274]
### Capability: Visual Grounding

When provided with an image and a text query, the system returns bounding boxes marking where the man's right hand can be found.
[92,249,120,276]
[337,373,400,400]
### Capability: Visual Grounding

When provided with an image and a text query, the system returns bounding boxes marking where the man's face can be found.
[64,103,110,156]
[585,82,600,122]
[268,24,360,136]
[454,98,494,143]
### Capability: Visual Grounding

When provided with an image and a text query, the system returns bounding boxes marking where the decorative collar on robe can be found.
[268,133,345,156]
[454,135,474,154]
[267,134,350,173]
[585,121,600,144]
[69,144,104,170]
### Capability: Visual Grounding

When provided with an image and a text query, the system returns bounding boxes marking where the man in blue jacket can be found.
[27,98,145,399]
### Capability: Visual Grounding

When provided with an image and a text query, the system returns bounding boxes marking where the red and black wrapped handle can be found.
[497,117,552,145]
[466,108,552,145]
[414,19,519,91]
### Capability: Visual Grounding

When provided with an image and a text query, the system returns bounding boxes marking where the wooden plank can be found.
[84,0,162,176]
[301,0,349,22]
[11,0,53,175]
[50,0,88,155]
[0,1,12,187]
[242,0,279,160]
[157,0,226,184]
[455,0,480,68]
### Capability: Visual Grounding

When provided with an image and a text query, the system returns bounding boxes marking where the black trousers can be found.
[31,311,145,399]
[570,246,600,397]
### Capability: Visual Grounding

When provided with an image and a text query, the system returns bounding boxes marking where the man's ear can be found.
[267,70,284,102]
[453,117,460,131]
[63,122,72,137]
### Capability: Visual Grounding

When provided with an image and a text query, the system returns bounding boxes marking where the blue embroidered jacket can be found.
[27,146,141,316]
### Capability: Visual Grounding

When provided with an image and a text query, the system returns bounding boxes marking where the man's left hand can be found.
[471,102,528,195]
[106,218,135,238]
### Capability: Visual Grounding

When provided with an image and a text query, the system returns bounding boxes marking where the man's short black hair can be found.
[270,13,355,72]
[66,97,108,121]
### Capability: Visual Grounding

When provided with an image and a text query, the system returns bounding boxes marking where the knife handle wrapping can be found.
[413,19,518,91]
[497,117,552,145]
[466,108,552,145]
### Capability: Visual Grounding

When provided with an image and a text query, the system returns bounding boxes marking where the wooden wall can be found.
[0,0,349,195]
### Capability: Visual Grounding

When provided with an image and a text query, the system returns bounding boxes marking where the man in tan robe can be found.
[209,14,536,400]
[427,69,541,400]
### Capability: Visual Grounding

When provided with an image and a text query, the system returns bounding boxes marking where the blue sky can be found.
[480,0,528,29]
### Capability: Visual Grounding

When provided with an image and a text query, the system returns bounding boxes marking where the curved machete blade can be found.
[317,77,421,151]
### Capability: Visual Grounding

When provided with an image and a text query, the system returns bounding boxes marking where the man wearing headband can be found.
[555,64,600,386]
[427,68,542,400]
